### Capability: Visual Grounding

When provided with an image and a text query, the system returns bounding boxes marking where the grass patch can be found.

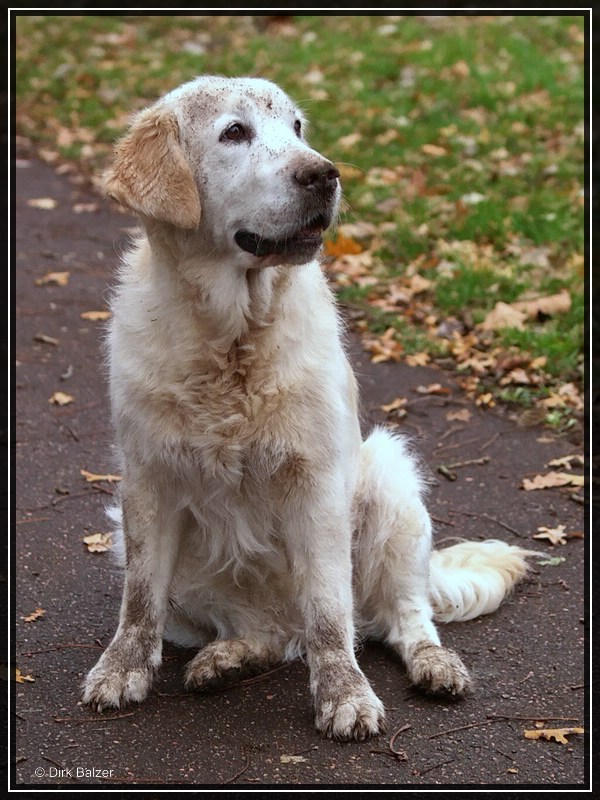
[14,12,586,414]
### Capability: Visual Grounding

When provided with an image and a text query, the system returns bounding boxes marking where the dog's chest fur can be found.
[109,239,355,489]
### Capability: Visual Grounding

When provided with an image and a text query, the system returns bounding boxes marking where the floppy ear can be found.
[103,108,201,229]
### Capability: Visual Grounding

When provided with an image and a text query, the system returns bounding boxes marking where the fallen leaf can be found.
[27,197,57,210]
[72,202,99,213]
[476,392,496,407]
[15,668,35,683]
[479,302,527,331]
[537,555,565,566]
[512,289,571,319]
[533,525,567,546]
[83,532,113,553]
[524,727,583,745]
[34,271,70,287]
[375,129,399,146]
[499,367,531,386]
[421,143,448,157]
[48,391,74,406]
[380,397,407,413]
[280,754,308,764]
[547,454,583,470]
[80,469,122,483]
[405,352,431,367]
[80,310,111,321]
[446,408,472,422]
[337,132,362,150]
[365,327,403,363]
[22,607,46,623]
[414,383,450,395]
[522,472,584,490]
[324,234,364,257]
[33,333,60,346]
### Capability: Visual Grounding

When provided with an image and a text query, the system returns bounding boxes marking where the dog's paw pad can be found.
[408,642,472,696]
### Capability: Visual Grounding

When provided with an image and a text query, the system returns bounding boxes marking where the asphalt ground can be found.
[12,156,589,789]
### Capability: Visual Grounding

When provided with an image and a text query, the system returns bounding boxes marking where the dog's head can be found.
[104,76,341,267]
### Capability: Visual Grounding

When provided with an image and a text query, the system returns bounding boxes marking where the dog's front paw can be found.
[408,642,472,696]
[314,673,385,741]
[83,649,156,711]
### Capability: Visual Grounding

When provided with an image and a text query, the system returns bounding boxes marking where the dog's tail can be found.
[429,540,539,623]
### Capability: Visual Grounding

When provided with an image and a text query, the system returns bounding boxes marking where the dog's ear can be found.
[103,108,201,229]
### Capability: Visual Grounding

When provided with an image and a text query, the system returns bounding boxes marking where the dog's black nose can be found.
[294,160,340,189]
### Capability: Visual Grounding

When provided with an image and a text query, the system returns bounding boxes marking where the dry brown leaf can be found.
[533,525,567,546]
[446,408,472,422]
[80,469,122,483]
[80,310,112,321]
[280,754,308,764]
[380,397,407,413]
[414,383,450,395]
[34,271,70,287]
[421,143,448,157]
[365,327,403,364]
[522,472,584,491]
[476,392,496,407]
[48,391,74,406]
[72,202,99,214]
[324,234,364,257]
[15,668,35,683]
[33,333,60,346]
[22,607,46,623]
[83,532,113,553]
[547,454,584,470]
[479,302,527,331]
[512,289,571,319]
[27,197,57,210]
[337,132,362,150]
[405,352,431,367]
[524,727,583,745]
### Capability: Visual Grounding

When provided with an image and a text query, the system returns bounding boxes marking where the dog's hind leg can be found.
[353,428,471,696]
[184,637,285,691]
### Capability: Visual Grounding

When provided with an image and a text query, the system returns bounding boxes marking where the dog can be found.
[83,76,535,740]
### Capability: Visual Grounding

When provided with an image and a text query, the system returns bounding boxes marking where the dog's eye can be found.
[221,123,248,143]
[294,119,302,138]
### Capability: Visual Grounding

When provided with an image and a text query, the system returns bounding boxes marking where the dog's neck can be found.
[142,223,298,364]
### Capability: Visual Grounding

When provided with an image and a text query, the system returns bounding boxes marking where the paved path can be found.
[13,157,587,788]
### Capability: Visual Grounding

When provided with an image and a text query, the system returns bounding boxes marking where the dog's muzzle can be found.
[235,159,340,261]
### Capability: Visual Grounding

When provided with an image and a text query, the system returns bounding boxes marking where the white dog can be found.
[83,76,535,740]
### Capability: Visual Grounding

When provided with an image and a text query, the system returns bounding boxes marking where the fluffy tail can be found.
[429,539,539,623]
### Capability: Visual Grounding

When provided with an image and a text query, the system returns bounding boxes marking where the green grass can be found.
[15,13,586,412]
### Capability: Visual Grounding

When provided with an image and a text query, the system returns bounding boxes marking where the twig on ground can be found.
[20,642,104,657]
[436,424,466,444]
[220,753,250,786]
[418,758,455,776]
[428,718,501,739]
[432,436,481,455]
[446,455,490,469]
[449,509,526,539]
[431,515,456,527]
[480,432,500,451]
[54,711,136,723]
[485,714,580,722]
[389,723,411,759]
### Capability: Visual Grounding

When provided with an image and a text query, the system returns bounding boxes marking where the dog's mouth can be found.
[234,214,330,260]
